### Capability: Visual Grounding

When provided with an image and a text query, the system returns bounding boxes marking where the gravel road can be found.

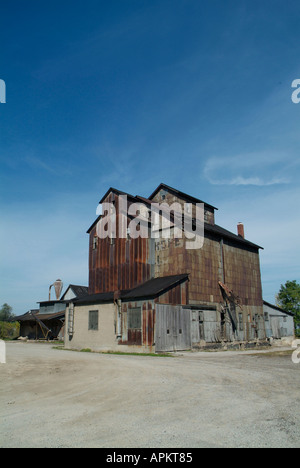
[0,342,300,448]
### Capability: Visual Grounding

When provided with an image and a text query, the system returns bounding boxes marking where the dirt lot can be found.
[0,341,300,448]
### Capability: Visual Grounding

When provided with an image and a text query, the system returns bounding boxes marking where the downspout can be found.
[220,238,225,284]
[220,238,226,341]
[117,299,122,340]
[68,302,74,338]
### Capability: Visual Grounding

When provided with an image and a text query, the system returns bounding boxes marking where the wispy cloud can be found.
[24,156,58,174]
[203,152,292,186]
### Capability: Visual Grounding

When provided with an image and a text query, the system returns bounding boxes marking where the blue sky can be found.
[1,0,300,315]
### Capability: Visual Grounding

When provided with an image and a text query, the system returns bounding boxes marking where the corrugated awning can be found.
[15,311,65,322]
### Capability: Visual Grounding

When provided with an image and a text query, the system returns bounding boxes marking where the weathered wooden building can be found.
[263,301,295,341]
[15,284,88,340]
[65,183,266,352]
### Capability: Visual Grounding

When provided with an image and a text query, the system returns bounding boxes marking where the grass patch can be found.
[248,350,293,358]
[52,346,173,357]
[100,351,174,357]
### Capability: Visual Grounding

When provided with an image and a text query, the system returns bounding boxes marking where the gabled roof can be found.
[149,183,218,211]
[73,274,189,305]
[263,300,295,316]
[88,188,139,233]
[87,184,262,250]
[14,310,65,322]
[60,284,88,300]
[99,187,137,204]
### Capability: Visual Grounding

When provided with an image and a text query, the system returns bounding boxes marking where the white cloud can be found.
[204,151,292,186]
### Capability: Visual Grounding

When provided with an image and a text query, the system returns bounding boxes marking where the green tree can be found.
[277,280,300,336]
[0,303,14,322]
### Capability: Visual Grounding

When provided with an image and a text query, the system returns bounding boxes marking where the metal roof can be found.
[149,183,218,211]
[263,300,295,316]
[60,284,88,300]
[14,310,65,322]
[204,222,263,250]
[73,274,189,305]
[122,274,189,300]
[87,184,263,250]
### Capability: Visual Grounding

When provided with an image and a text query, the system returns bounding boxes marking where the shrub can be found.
[0,321,20,340]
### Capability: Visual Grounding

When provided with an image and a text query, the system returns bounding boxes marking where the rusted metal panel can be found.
[120,300,155,349]
[87,186,265,349]
[88,193,153,295]
[150,184,216,225]
[128,328,142,345]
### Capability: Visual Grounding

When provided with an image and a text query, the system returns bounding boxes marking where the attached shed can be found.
[263,301,295,340]
[15,284,88,341]
[15,310,65,340]
[65,274,190,353]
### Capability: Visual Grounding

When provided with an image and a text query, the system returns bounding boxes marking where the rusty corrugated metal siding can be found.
[152,187,263,314]
[89,192,154,295]
[86,185,265,348]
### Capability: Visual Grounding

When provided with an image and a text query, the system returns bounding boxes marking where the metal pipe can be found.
[220,238,225,284]
[117,299,122,339]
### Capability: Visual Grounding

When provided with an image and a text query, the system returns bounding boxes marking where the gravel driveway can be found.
[0,342,299,448]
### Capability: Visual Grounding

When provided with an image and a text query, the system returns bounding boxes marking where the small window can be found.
[239,313,243,332]
[264,312,269,321]
[92,236,98,250]
[283,316,287,323]
[128,308,141,329]
[89,310,99,331]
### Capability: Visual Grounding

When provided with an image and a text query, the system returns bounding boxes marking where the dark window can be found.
[239,313,243,331]
[128,308,141,329]
[92,236,98,250]
[89,310,99,330]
